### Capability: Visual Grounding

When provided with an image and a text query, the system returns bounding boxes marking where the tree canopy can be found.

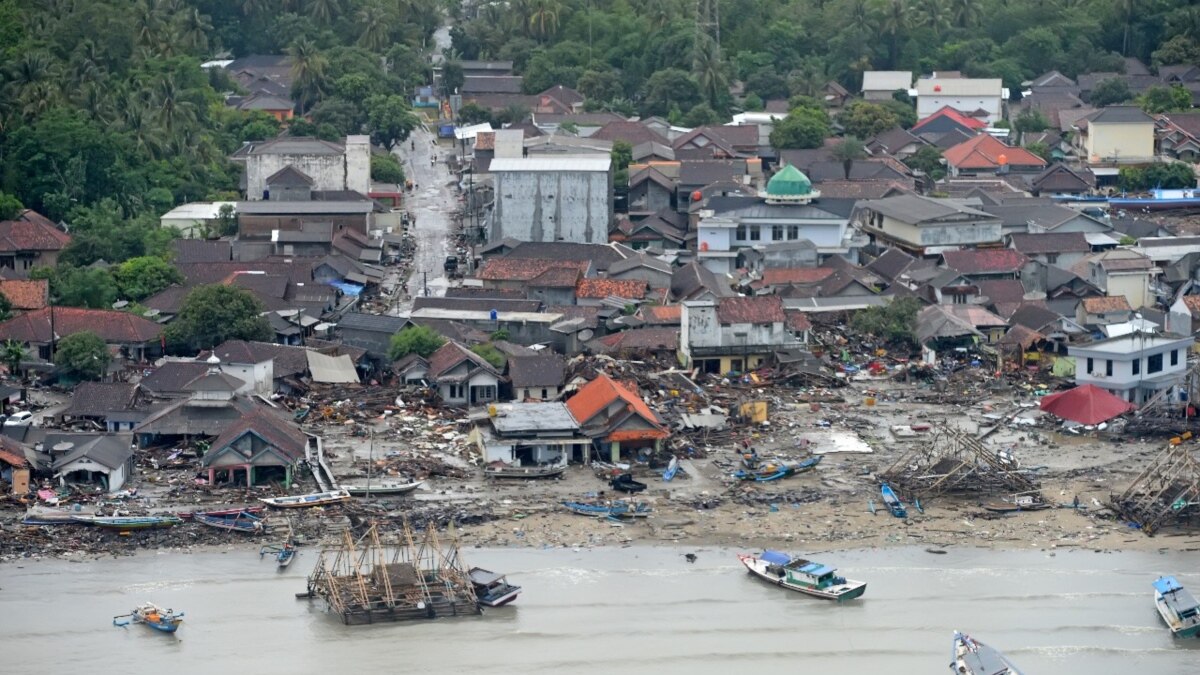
[164,285,272,355]
[54,331,110,381]
[389,325,446,361]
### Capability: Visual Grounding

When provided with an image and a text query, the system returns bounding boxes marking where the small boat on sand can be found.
[260,539,298,569]
[1153,576,1200,638]
[114,603,184,633]
[950,631,1023,674]
[179,505,264,520]
[881,482,907,518]
[733,456,822,482]
[484,463,566,479]
[195,511,263,534]
[469,567,521,607]
[738,550,866,601]
[22,504,95,525]
[983,494,1051,513]
[73,515,183,530]
[562,500,652,518]
[341,480,423,496]
[610,473,647,493]
[259,489,350,508]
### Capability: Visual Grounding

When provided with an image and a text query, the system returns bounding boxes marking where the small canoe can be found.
[342,480,423,496]
[880,482,907,518]
[561,500,652,519]
[259,489,350,508]
[610,473,647,493]
[194,511,263,534]
[484,464,566,479]
[260,541,298,569]
[74,515,183,530]
[114,603,184,633]
[179,505,265,520]
[23,504,95,525]
[734,456,822,482]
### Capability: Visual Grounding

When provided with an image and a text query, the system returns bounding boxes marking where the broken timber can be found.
[1112,444,1200,535]
[879,424,1041,501]
[301,520,480,625]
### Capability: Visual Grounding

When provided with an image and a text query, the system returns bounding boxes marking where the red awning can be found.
[1039,384,1137,425]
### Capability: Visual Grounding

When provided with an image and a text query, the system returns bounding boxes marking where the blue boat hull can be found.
[880,483,907,518]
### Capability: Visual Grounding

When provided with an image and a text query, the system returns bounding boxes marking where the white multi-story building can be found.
[489,156,613,244]
[1069,331,1194,404]
[916,76,1003,124]
[238,135,371,200]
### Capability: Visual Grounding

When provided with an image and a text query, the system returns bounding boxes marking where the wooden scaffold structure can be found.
[1111,444,1200,534]
[879,424,1043,501]
[301,519,480,625]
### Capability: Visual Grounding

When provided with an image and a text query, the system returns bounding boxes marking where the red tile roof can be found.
[716,296,785,324]
[0,210,71,252]
[576,278,648,300]
[565,372,668,441]
[942,134,1047,170]
[0,279,48,310]
[474,131,496,150]
[762,268,835,286]
[0,435,28,467]
[1081,296,1133,313]
[638,304,682,324]
[911,106,988,133]
[0,307,163,344]
[941,249,1029,274]
[785,310,812,332]
[593,327,679,352]
[527,266,582,288]
[477,258,588,282]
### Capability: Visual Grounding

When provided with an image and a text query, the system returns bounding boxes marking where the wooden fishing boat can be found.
[733,456,822,482]
[341,480,423,496]
[73,515,183,529]
[983,494,1051,513]
[179,505,265,520]
[662,456,679,481]
[194,511,264,534]
[949,632,1024,674]
[259,489,351,508]
[22,504,95,525]
[1153,576,1200,638]
[483,463,566,479]
[113,603,184,633]
[880,482,907,518]
[610,473,647,493]
[561,500,653,518]
[738,551,866,602]
[469,567,521,607]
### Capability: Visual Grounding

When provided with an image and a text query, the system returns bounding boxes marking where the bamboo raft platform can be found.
[299,520,480,625]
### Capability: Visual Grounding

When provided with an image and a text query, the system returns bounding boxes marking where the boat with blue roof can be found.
[737,550,866,601]
[1153,576,1200,638]
[949,631,1023,674]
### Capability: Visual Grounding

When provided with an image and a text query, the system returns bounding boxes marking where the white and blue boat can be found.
[738,550,866,601]
[561,500,652,518]
[1153,576,1200,638]
[950,632,1022,674]
[881,482,907,518]
[114,603,184,634]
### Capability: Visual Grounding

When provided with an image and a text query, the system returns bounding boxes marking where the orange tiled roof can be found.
[575,278,648,300]
[0,210,71,252]
[640,304,682,324]
[762,268,835,285]
[0,279,48,310]
[1081,296,1132,313]
[566,372,668,441]
[943,134,1047,170]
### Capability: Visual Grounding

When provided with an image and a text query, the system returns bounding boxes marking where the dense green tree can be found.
[471,343,505,369]
[371,153,405,184]
[831,137,867,180]
[456,102,492,125]
[441,61,465,97]
[1,339,25,376]
[576,69,623,103]
[838,102,900,139]
[54,331,110,381]
[365,95,420,150]
[904,145,946,180]
[0,292,10,322]
[1118,163,1197,191]
[0,192,23,221]
[642,68,702,117]
[388,325,446,360]
[1090,77,1133,107]
[770,107,831,150]
[850,296,920,346]
[611,140,632,186]
[33,266,119,309]
[683,103,722,127]
[1013,109,1050,135]
[114,256,183,301]
[1137,85,1193,114]
[164,285,273,355]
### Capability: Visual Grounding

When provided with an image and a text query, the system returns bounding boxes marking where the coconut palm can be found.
[7,51,59,101]
[528,0,561,43]
[306,0,341,24]
[692,35,728,109]
[119,100,164,159]
[912,0,951,39]
[877,0,909,68]
[20,82,59,119]
[642,0,680,30]
[177,8,212,53]
[289,37,329,113]
[948,0,980,28]
[242,0,269,16]
[358,4,391,52]
[76,82,113,124]
[154,74,196,136]
[133,1,165,49]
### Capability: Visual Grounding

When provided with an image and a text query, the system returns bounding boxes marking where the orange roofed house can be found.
[565,372,669,462]
[0,307,164,363]
[0,210,71,277]
[942,134,1047,177]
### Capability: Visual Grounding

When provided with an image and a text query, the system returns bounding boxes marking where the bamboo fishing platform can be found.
[299,520,480,625]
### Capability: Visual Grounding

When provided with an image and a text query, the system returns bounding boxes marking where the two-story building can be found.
[680,296,799,373]
[916,76,1003,124]
[1075,106,1156,165]
[1070,250,1158,310]
[1069,331,1194,404]
[853,193,1002,256]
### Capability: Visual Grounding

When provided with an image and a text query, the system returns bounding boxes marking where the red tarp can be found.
[1039,384,1137,425]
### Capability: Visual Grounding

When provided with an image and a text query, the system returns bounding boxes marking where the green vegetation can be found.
[54,331,111,381]
[164,285,273,354]
[850,296,921,346]
[114,256,184,301]
[1118,163,1197,192]
[830,137,867,180]
[371,154,406,184]
[471,343,506,369]
[388,325,446,361]
[1,339,24,375]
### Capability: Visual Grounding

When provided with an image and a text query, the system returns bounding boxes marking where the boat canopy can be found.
[1154,576,1184,594]
[797,562,834,577]
[469,569,505,585]
[761,550,791,566]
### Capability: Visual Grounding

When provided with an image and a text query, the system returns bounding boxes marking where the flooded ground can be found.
[2,545,1197,674]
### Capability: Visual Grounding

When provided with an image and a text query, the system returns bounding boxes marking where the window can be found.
[541,388,548,399]
[1106,360,1113,377]
[772,225,784,241]
[474,385,496,402]
[749,226,761,241]
[735,225,747,240]
[1045,253,1058,264]
[1087,357,1094,374]
[448,384,464,399]
[952,293,968,304]
[1171,349,1179,366]
[787,225,799,240]
[1148,353,1163,374]
[1132,358,1141,375]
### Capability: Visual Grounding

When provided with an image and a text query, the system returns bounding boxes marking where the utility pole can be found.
[423,271,429,297]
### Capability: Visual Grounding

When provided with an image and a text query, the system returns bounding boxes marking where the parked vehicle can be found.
[4,410,33,426]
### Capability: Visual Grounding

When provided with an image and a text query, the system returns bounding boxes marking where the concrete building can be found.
[1070,331,1194,404]
[467,402,588,466]
[694,165,862,275]
[916,76,1004,124]
[862,71,914,100]
[49,433,135,493]
[1076,106,1156,164]
[238,136,370,200]
[1071,250,1158,310]
[427,340,502,406]
[159,202,237,238]
[680,296,800,373]
[489,157,613,244]
[853,193,1003,255]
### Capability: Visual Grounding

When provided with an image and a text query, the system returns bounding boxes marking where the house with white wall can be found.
[1069,331,1194,404]
[680,296,800,373]
[1070,250,1158,310]
[916,76,1003,124]
[237,135,371,200]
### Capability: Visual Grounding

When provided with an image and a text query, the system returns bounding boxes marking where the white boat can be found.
[950,632,1023,674]
[469,567,521,607]
[259,489,351,508]
[737,551,866,601]
[341,480,423,496]
[1153,576,1200,638]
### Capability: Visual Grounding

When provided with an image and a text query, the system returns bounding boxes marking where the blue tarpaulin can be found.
[761,550,791,565]
[1154,576,1183,594]
[329,281,364,296]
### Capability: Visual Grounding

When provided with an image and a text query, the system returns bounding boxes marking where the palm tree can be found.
[357,4,391,52]
[948,0,980,28]
[242,0,269,16]
[692,35,728,109]
[528,0,561,43]
[154,74,196,136]
[119,101,165,159]
[133,1,164,49]
[912,0,951,39]
[877,0,909,69]
[2,340,26,377]
[177,8,212,53]
[76,82,112,124]
[789,57,830,98]
[831,137,867,179]
[289,38,329,113]
[642,0,679,30]
[7,51,59,101]
[20,82,59,119]
[305,0,341,24]
[848,0,878,35]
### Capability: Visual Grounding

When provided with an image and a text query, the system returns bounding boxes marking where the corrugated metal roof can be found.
[490,157,611,172]
[161,201,237,220]
[237,201,373,214]
[916,78,1002,96]
[306,350,360,384]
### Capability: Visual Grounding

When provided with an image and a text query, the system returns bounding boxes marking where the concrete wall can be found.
[516,385,562,401]
[1086,123,1155,163]
[917,95,1001,123]
[246,135,371,199]
[698,222,734,253]
[345,136,371,195]
[630,181,672,213]
[1104,273,1151,310]
[1072,337,1192,401]
[492,169,612,244]
[221,361,272,396]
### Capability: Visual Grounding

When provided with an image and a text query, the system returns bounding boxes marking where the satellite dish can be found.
[578,329,594,342]
[52,442,75,452]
